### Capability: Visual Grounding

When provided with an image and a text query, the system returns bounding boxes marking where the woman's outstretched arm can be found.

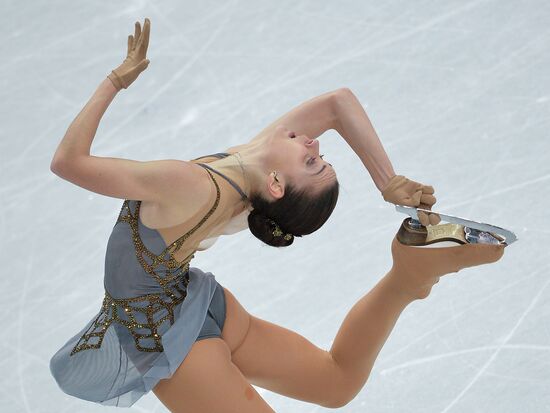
[248,88,342,143]
[51,18,150,164]
[50,78,118,164]
[246,87,395,189]
[331,89,440,225]
[247,88,438,223]
[49,76,209,203]
[48,19,202,204]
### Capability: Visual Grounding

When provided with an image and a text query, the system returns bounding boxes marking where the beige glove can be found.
[381,175,441,226]
[107,18,151,90]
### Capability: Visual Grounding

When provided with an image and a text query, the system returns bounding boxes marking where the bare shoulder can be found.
[140,161,215,231]
[165,161,213,211]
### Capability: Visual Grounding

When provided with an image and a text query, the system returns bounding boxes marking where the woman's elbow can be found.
[50,159,62,175]
[334,87,354,99]
[50,156,72,177]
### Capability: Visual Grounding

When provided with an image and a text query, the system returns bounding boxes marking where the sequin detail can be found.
[70,277,190,355]
[70,167,222,356]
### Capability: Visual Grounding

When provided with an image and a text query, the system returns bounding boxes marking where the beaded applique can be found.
[70,167,222,356]
[69,278,190,355]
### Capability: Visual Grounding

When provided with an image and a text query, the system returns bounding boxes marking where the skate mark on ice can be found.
[440,276,550,413]
[380,343,550,375]
[378,267,542,365]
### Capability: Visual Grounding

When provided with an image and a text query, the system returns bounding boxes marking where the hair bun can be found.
[247,209,294,247]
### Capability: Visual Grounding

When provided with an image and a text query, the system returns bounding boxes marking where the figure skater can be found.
[49,18,505,412]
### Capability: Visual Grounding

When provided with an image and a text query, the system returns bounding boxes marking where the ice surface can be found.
[2,1,549,412]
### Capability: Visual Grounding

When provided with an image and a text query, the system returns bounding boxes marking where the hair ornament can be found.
[268,218,293,241]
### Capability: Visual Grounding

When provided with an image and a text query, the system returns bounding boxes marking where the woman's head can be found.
[262,125,337,196]
[245,125,340,247]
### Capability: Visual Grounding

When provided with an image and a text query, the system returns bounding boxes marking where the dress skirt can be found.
[49,266,224,407]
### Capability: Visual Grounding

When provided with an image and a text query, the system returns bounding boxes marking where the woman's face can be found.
[267,125,336,194]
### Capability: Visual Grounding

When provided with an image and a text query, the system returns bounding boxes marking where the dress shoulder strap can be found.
[163,166,223,260]
[196,161,248,202]
[190,152,231,161]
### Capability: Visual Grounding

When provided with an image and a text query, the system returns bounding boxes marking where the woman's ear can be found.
[268,171,285,200]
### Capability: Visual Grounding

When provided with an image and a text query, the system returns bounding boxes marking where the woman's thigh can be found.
[231,315,347,408]
[220,286,254,353]
[152,338,275,413]
[221,287,348,408]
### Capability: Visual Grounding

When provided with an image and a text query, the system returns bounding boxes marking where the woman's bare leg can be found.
[328,238,506,402]
[230,236,505,407]
[153,338,275,413]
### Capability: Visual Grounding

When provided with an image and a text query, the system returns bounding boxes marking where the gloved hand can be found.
[381,175,441,226]
[107,18,151,91]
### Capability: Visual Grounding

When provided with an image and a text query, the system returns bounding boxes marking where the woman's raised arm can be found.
[51,18,150,165]
[249,88,344,143]
[331,88,396,192]
[248,88,396,192]
[333,88,440,226]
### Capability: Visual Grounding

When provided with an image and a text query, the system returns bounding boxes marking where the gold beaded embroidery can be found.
[70,167,222,356]
[69,276,190,355]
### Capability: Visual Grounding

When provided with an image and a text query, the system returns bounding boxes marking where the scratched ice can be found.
[2,1,549,412]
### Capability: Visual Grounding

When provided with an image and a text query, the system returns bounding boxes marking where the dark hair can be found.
[247,178,340,247]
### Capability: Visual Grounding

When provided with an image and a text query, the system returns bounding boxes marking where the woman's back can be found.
[49,152,250,406]
[136,152,250,262]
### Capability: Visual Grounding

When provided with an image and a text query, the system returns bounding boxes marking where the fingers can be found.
[381,176,440,218]
[140,18,150,52]
[428,213,441,225]
[411,189,423,206]
[417,211,430,226]
[418,183,439,226]
[127,34,134,55]
[417,202,441,226]
[421,185,434,195]
[420,193,436,207]
[136,18,150,53]
[419,195,439,225]
[125,18,150,63]
[134,21,141,48]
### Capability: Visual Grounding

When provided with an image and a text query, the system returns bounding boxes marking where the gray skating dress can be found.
[49,153,248,407]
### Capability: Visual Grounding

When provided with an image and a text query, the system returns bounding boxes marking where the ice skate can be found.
[395,205,517,246]
[388,216,507,300]
[392,218,505,273]
[396,218,506,247]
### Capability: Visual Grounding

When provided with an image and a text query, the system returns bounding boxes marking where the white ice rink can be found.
[3,1,549,412]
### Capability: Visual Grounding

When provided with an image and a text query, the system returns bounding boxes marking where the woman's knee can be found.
[320,363,363,408]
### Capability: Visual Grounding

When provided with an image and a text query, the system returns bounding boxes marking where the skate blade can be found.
[395,205,517,246]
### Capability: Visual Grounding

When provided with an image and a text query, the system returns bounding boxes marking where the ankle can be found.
[383,270,422,304]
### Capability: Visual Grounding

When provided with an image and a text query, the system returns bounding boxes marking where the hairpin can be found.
[269,218,293,241]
